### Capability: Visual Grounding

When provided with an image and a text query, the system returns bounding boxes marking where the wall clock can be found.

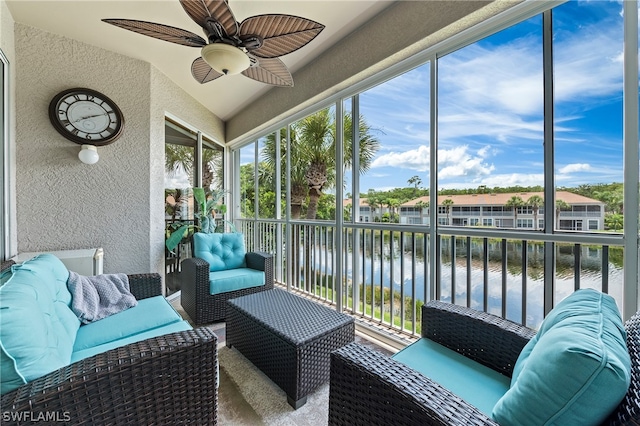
[48,88,124,146]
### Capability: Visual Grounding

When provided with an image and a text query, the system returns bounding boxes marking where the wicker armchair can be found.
[181,250,274,324]
[0,260,218,425]
[329,300,640,425]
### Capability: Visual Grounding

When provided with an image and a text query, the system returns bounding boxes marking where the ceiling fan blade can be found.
[102,19,206,47]
[242,57,293,87]
[191,57,223,84]
[239,15,325,58]
[180,0,239,38]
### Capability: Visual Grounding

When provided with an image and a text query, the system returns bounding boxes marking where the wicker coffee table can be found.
[226,288,355,409]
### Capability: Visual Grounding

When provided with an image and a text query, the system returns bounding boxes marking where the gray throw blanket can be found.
[67,271,138,324]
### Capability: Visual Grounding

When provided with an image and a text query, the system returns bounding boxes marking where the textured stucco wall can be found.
[13,22,225,281]
[15,23,154,275]
[1,0,17,258]
[226,0,520,144]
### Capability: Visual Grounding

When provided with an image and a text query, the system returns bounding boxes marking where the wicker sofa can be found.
[181,232,274,324]
[0,256,218,425]
[330,291,640,426]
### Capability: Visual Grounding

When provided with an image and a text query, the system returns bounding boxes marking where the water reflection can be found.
[308,233,623,329]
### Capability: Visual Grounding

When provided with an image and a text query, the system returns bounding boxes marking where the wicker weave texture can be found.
[329,342,499,426]
[1,328,218,425]
[226,289,354,407]
[605,310,640,425]
[182,251,274,324]
[127,272,162,299]
[0,261,218,425]
[422,300,535,376]
[328,301,533,425]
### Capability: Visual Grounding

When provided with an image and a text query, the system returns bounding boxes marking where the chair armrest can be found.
[0,328,218,425]
[127,272,162,300]
[246,251,274,290]
[1,259,15,274]
[182,257,210,297]
[329,342,499,426]
[422,301,536,377]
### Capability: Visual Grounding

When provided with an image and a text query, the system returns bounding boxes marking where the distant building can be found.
[343,198,389,223]
[398,191,605,231]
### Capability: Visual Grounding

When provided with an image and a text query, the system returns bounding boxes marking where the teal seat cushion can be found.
[392,337,511,417]
[209,268,265,295]
[0,254,79,395]
[73,295,184,351]
[492,289,631,426]
[71,320,192,363]
[194,232,247,272]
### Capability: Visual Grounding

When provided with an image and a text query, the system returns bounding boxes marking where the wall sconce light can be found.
[78,145,99,165]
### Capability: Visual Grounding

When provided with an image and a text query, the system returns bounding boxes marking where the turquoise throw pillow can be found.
[492,289,630,426]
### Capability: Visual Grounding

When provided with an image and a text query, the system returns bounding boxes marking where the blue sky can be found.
[353,0,629,193]
[227,1,632,197]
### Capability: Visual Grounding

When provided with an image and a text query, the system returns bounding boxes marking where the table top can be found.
[228,288,354,345]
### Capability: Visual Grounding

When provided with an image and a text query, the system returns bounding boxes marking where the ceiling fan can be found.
[103,0,325,87]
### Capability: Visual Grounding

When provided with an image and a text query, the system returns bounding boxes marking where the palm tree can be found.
[505,196,524,228]
[408,175,422,195]
[386,198,401,223]
[298,108,380,219]
[262,127,309,219]
[165,143,223,191]
[366,194,382,222]
[415,200,429,224]
[441,199,454,225]
[556,199,571,230]
[262,109,380,220]
[526,195,544,230]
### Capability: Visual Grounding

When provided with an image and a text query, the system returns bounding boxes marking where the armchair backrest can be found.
[193,232,247,272]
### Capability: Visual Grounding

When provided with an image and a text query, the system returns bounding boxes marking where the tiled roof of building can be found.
[401,191,603,207]
[343,191,603,209]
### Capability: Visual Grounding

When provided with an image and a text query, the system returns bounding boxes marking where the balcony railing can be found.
[237,219,623,337]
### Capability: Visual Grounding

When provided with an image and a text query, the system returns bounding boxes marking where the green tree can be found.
[555,199,570,230]
[526,195,544,230]
[594,186,624,214]
[605,212,624,231]
[408,175,422,195]
[366,190,384,222]
[262,109,380,220]
[441,199,454,225]
[505,196,524,228]
[165,144,222,191]
[415,200,429,224]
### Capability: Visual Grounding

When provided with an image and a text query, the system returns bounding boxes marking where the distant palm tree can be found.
[408,175,422,195]
[415,200,429,224]
[526,195,544,230]
[556,199,571,230]
[441,199,454,225]
[505,196,525,228]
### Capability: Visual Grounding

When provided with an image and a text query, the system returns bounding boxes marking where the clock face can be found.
[48,88,124,146]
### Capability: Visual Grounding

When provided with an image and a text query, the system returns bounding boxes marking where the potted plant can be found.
[165,187,235,252]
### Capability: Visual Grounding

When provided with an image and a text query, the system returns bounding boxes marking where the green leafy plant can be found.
[165,187,235,252]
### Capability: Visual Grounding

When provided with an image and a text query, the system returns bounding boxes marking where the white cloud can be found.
[372,145,495,180]
[372,145,430,171]
[558,163,592,174]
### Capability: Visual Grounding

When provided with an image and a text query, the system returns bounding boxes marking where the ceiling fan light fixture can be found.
[201,43,250,75]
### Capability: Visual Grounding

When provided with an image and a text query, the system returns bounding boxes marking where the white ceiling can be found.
[6,0,393,121]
